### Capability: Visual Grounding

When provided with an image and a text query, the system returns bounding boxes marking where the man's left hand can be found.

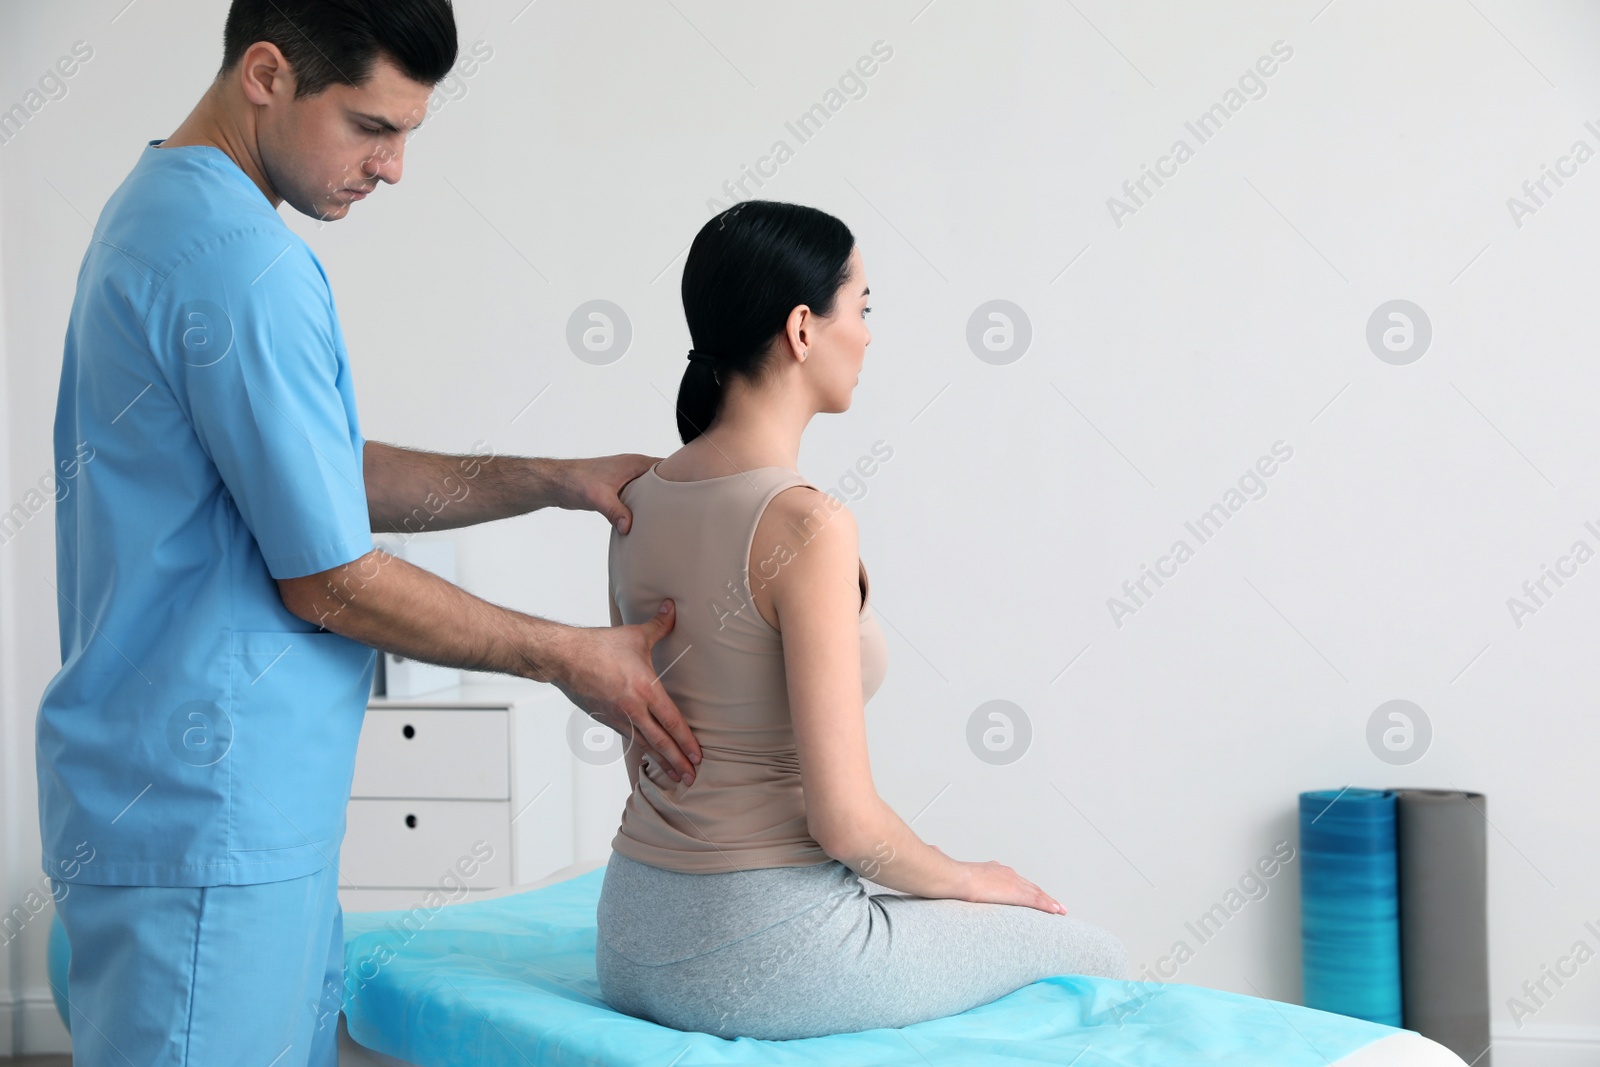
[556,454,660,533]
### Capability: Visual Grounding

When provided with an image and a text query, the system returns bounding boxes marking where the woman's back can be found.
[607,461,888,873]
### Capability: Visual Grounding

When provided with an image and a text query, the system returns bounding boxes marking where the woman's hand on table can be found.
[935,846,1067,915]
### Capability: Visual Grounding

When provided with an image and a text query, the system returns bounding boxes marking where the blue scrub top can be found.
[36,140,378,887]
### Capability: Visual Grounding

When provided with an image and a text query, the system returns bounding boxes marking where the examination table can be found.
[333,860,1470,1067]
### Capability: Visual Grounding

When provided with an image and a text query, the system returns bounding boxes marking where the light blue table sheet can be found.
[342,867,1405,1066]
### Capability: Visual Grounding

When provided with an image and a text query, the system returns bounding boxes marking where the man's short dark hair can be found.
[220,0,458,99]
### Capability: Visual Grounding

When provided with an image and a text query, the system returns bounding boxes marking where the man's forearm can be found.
[364,439,567,534]
[283,547,573,683]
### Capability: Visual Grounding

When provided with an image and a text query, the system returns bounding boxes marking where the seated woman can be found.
[597,200,1130,1041]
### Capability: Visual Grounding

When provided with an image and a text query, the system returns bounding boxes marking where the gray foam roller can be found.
[1393,788,1491,1066]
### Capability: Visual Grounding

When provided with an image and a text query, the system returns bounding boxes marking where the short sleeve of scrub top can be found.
[163,229,373,579]
[36,141,378,888]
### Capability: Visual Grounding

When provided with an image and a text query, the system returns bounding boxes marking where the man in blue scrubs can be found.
[36,2,701,1063]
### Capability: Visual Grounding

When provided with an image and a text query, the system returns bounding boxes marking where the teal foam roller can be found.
[1299,788,1402,1025]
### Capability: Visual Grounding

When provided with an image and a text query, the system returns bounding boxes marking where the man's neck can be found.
[161,90,281,208]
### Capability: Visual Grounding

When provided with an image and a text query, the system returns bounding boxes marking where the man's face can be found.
[256,53,433,222]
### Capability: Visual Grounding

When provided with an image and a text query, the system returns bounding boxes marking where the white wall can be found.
[4,0,1600,1059]
[0,45,18,1052]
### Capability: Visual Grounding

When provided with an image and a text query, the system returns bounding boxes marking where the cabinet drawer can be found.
[341,799,512,888]
[353,708,509,800]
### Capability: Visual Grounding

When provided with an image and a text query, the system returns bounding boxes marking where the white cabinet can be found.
[337,680,576,912]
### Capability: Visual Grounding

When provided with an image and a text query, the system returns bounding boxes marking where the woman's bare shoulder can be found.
[758,485,858,551]
[750,487,858,628]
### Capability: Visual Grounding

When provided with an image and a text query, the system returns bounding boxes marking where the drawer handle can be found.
[405,814,418,829]
[402,724,416,739]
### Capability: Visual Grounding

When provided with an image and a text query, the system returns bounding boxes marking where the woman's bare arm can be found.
[760,487,970,898]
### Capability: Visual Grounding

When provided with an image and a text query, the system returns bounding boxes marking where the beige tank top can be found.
[607,462,889,872]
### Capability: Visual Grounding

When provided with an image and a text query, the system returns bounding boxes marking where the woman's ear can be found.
[783,304,812,364]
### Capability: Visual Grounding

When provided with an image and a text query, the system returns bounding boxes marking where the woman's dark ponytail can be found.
[675,356,723,444]
[675,200,855,444]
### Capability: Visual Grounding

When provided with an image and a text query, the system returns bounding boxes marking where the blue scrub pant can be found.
[51,863,344,1067]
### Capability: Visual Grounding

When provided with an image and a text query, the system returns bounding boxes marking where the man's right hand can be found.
[552,599,702,784]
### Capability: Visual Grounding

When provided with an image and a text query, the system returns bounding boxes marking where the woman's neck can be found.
[683,378,813,473]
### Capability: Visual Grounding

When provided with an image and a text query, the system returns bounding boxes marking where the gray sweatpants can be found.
[595,850,1131,1040]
